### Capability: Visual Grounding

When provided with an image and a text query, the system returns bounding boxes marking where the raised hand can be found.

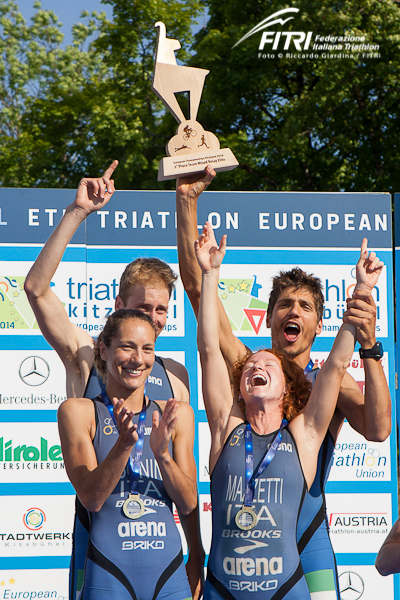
[195,221,227,273]
[72,160,119,216]
[150,398,179,460]
[112,397,138,449]
[176,165,216,200]
[355,238,384,293]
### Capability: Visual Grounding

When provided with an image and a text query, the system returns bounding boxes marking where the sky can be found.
[15,0,113,45]
[14,1,208,45]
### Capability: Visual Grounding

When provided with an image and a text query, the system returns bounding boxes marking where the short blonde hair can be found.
[119,258,177,303]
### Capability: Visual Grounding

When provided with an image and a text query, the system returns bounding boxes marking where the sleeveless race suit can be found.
[69,357,177,600]
[80,398,191,600]
[298,368,338,600]
[205,423,309,599]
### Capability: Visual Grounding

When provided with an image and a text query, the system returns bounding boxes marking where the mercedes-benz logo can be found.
[339,571,364,600]
[19,356,50,386]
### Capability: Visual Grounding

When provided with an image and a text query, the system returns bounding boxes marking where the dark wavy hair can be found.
[94,309,156,382]
[231,348,312,421]
[267,267,324,322]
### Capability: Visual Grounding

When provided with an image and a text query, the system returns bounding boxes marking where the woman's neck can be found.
[104,382,146,413]
[245,402,283,435]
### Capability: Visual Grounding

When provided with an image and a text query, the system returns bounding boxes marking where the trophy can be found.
[152,22,239,181]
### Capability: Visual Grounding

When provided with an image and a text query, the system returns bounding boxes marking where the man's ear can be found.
[315,319,323,336]
[115,295,124,310]
[266,312,271,329]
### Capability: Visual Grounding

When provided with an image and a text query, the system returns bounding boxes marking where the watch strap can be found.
[359,341,383,360]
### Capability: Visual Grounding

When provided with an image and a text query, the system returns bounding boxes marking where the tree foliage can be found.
[0,0,106,185]
[1,0,399,193]
[191,0,400,192]
[0,0,204,188]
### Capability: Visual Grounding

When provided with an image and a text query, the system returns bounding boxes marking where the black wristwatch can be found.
[359,341,383,360]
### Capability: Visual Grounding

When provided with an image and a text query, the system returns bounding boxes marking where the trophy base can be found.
[158,148,238,181]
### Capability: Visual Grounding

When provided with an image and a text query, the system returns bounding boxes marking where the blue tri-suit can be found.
[69,357,178,600]
[79,398,191,600]
[205,423,309,599]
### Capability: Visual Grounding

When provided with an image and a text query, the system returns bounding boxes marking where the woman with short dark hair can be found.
[58,308,196,600]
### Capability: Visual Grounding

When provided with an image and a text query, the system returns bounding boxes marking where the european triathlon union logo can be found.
[218,276,267,335]
[0,276,38,330]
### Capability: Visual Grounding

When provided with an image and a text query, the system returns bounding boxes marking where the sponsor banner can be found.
[85,262,184,338]
[310,350,391,482]
[0,260,184,338]
[0,261,86,336]
[0,495,74,557]
[216,267,269,337]
[0,188,396,596]
[199,493,212,555]
[217,263,387,338]
[337,565,393,600]
[45,261,185,338]
[0,190,392,248]
[0,187,84,245]
[326,493,391,554]
[0,351,67,410]
[0,350,185,411]
[0,272,38,333]
[331,422,391,482]
[394,194,400,432]
[0,423,67,483]
[0,568,69,599]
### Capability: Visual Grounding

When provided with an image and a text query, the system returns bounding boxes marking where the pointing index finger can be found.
[360,238,368,257]
[103,160,119,180]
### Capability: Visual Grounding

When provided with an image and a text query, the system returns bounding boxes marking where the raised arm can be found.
[334,287,391,441]
[58,394,138,512]
[176,168,247,371]
[375,517,400,576]
[291,239,384,487]
[24,161,118,396]
[196,222,243,470]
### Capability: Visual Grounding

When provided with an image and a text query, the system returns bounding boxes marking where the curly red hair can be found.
[231,348,312,421]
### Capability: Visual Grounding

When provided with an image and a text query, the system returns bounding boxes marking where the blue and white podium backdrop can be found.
[394,195,400,435]
[0,189,397,599]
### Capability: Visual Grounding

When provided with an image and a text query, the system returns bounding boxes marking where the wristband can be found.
[359,341,383,360]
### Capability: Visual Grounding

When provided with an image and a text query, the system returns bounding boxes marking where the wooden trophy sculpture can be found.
[152,21,238,181]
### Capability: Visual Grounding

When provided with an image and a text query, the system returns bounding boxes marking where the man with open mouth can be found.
[175,166,391,600]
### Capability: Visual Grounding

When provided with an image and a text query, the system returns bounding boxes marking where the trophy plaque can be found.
[152,22,239,181]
